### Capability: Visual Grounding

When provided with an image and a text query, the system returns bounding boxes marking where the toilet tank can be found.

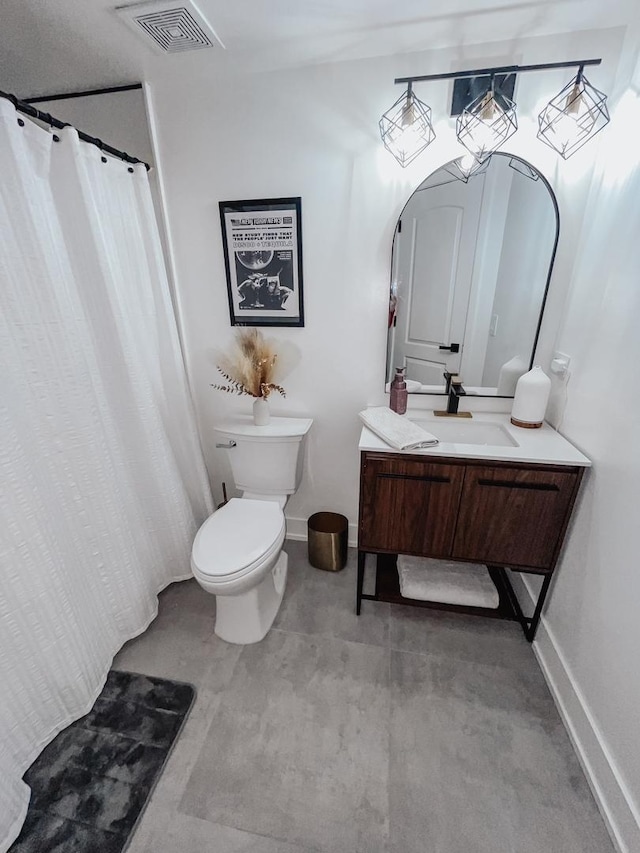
[214,416,313,496]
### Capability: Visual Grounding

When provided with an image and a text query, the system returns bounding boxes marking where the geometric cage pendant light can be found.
[455,74,518,163]
[379,58,608,168]
[379,82,436,167]
[537,65,610,159]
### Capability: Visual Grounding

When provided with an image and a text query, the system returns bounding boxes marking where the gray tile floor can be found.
[116,542,614,853]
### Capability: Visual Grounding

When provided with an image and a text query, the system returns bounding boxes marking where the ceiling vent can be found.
[116,0,224,53]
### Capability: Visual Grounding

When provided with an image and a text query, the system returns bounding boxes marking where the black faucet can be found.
[443,371,466,414]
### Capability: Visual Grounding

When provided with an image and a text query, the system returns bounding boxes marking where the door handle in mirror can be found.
[439,343,460,353]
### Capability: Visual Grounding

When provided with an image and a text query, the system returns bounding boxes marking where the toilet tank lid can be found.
[192,499,285,577]
[215,416,313,440]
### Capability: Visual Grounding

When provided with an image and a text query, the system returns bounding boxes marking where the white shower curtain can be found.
[0,99,213,850]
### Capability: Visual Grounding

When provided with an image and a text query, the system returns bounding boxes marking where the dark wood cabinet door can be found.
[359,454,464,556]
[451,464,581,570]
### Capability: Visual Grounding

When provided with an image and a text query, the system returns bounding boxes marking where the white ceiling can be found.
[0,0,638,97]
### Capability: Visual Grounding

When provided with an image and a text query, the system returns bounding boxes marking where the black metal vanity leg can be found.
[356,550,366,615]
[492,567,529,637]
[526,573,553,642]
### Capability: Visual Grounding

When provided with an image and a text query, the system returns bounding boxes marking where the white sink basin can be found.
[359,409,590,466]
[411,418,518,447]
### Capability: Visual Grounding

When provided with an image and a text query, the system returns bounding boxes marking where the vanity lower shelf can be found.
[365,553,515,620]
[358,551,558,642]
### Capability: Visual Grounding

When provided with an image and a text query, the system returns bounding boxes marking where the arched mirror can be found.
[386,153,558,396]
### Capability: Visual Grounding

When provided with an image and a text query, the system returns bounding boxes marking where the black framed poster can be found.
[219,196,304,327]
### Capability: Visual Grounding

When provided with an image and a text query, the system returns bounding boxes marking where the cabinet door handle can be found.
[477,479,560,492]
[380,473,451,484]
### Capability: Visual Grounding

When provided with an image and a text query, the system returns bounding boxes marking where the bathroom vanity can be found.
[357,413,590,640]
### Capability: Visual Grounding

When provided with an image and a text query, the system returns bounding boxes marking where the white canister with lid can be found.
[510,366,551,429]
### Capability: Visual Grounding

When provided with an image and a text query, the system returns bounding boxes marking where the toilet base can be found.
[214,551,288,644]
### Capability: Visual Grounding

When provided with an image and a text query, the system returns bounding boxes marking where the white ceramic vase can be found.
[253,397,270,426]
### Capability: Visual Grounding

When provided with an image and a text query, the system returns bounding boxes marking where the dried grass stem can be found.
[212,329,286,400]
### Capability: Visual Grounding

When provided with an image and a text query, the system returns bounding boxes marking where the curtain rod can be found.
[0,88,150,171]
[25,83,143,105]
[394,58,602,85]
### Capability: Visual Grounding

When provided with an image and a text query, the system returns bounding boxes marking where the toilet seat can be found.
[191,498,285,581]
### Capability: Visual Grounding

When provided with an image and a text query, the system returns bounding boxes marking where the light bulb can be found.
[379,86,436,167]
[458,153,478,172]
[456,86,517,162]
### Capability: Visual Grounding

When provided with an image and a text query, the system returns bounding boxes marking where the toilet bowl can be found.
[191,415,312,644]
[191,498,287,644]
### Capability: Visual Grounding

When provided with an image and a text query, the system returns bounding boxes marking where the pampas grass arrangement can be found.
[212,328,286,400]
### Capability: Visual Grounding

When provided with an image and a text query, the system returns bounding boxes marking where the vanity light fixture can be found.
[537,66,610,159]
[456,75,517,162]
[378,82,436,167]
[381,58,607,167]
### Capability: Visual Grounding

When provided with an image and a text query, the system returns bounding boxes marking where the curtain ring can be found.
[17,117,25,127]
[52,134,60,143]
[127,166,134,173]
[101,156,108,163]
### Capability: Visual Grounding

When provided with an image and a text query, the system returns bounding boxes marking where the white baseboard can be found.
[285,515,358,548]
[510,573,640,853]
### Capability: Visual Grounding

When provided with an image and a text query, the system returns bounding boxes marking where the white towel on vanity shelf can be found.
[359,407,439,450]
[397,556,500,609]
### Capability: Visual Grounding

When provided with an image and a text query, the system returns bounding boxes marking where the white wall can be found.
[514,25,640,851]
[145,27,624,541]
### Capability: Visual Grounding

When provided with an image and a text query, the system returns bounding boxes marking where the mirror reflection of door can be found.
[392,177,484,385]
[387,154,558,396]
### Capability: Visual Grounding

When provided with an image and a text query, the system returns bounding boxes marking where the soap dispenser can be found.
[390,367,408,415]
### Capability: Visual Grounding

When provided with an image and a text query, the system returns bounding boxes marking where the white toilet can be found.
[191,416,313,644]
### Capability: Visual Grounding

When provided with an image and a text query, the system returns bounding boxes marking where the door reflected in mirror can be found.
[386,153,558,397]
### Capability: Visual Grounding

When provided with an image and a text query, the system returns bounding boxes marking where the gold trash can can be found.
[308,512,348,572]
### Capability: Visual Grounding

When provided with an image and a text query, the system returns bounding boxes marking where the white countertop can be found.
[358,410,591,467]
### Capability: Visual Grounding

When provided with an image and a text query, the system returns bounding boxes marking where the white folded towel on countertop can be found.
[397,556,500,609]
[359,407,439,450]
